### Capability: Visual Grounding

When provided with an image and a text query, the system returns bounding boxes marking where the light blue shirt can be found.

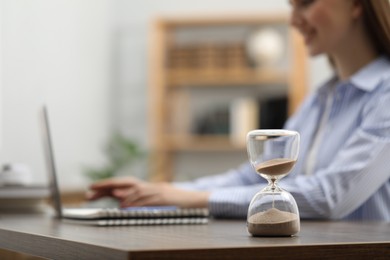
[177,56,390,221]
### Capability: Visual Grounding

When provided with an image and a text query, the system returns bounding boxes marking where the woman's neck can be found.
[331,21,380,80]
[333,49,379,81]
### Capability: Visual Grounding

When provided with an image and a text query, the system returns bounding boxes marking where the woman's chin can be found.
[307,46,323,57]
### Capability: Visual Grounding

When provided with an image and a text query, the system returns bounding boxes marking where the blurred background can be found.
[0,0,332,193]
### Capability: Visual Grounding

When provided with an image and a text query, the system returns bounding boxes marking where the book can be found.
[0,185,50,213]
[62,206,209,226]
[230,97,259,146]
[0,185,50,199]
[64,217,209,226]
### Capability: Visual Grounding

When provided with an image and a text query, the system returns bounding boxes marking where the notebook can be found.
[39,105,209,226]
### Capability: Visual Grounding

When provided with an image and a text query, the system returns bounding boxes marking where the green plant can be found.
[83,133,145,181]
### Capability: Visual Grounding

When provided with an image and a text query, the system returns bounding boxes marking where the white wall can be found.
[1,0,112,190]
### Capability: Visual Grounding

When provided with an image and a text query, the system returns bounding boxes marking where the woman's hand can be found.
[87,177,210,208]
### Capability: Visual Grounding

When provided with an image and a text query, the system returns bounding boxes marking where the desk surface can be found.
[0,213,389,259]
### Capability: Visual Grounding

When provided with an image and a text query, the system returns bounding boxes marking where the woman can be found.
[88,0,390,221]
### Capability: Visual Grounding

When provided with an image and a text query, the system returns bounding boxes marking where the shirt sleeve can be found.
[174,162,263,191]
[174,162,266,218]
[208,184,264,218]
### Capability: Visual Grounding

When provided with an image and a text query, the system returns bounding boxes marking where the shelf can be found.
[149,14,307,181]
[163,134,246,152]
[159,13,289,27]
[167,68,288,87]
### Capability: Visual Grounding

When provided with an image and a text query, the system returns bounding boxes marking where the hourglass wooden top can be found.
[255,158,296,176]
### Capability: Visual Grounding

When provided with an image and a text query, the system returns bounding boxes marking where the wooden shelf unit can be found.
[167,68,289,86]
[163,134,245,152]
[148,14,307,181]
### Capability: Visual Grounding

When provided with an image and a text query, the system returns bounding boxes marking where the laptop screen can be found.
[39,105,63,218]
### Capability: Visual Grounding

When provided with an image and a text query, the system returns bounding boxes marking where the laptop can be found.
[39,105,209,226]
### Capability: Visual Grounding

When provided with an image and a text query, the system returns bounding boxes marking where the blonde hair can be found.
[360,0,390,57]
[328,0,390,66]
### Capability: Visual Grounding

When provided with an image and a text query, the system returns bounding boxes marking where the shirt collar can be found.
[317,56,390,95]
[349,56,390,92]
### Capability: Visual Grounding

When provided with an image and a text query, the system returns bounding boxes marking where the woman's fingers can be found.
[112,187,139,200]
[90,177,140,190]
[120,192,162,208]
[86,189,114,200]
[119,183,161,207]
[87,177,143,201]
[88,178,210,209]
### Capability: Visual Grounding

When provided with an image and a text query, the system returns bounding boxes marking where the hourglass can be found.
[246,129,300,236]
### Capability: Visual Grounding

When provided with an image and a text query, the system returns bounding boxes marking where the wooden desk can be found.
[0,213,389,259]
